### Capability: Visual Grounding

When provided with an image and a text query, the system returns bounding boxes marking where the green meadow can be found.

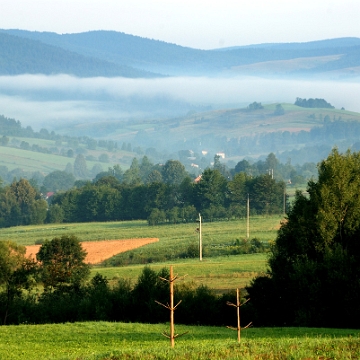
[92,254,267,293]
[1,216,278,291]
[0,322,359,360]
[2,217,360,358]
[1,215,282,247]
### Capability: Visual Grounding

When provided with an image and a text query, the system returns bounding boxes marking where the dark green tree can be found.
[0,179,47,227]
[36,235,90,291]
[123,158,141,185]
[162,160,187,185]
[0,241,37,324]
[247,149,360,328]
[193,169,227,214]
[42,170,75,192]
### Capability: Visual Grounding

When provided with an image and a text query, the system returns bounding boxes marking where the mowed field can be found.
[3,216,281,291]
[25,238,159,264]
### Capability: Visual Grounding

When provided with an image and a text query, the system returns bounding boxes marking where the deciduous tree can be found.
[247,149,360,328]
[37,235,90,291]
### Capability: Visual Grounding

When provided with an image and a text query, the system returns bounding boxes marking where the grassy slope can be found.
[1,104,360,174]
[0,137,133,173]
[41,103,360,145]
[0,322,359,359]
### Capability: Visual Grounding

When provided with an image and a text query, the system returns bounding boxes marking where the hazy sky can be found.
[1,0,359,49]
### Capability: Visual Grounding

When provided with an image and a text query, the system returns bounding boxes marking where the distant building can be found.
[216,152,225,159]
[194,175,202,183]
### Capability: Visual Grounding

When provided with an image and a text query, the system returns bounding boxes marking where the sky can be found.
[0,0,359,49]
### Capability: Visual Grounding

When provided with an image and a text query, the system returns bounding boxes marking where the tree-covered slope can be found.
[0,32,157,77]
[2,29,360,76]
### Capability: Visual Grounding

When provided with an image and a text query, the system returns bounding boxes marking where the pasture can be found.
[92,254,267,293]
[2,215,282,247]
[0,322,359,359]
[4,216,280,292]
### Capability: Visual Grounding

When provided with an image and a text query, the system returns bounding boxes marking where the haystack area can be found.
[25,238,159,264]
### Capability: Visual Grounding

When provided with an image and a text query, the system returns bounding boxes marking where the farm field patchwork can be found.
[25,238,159,264]
[0,321,359,359]
[1,216,283,246]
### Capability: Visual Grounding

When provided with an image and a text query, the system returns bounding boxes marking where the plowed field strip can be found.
[25,238,159,264]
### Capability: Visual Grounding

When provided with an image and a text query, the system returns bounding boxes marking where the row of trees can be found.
[1,155,288,227]
[0,236,248,327]
[49,168,285,224]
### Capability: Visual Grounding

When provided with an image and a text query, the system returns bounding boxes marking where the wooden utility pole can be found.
[226,288,252,343]
[155,265,187,348]
[246,194,250,240]
[199,213,202,261]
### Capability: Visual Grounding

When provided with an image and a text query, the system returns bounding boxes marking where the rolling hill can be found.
[1,29,360,78]
[2,103,360,179]
[0,31,158,77]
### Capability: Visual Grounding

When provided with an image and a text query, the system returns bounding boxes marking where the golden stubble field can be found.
[25,238,159,264]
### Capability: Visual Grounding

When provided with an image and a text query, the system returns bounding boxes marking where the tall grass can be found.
[0,322,359,359]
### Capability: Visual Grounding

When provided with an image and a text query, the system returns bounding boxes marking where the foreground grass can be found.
[92,253,267,293]
[0,322,359,359]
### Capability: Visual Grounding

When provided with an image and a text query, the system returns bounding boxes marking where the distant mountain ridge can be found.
[0,31,158,78]
[1,29,360,78]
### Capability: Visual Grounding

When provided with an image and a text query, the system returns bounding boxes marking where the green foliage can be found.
[274,104,285,115]
[148,208,166,225]
[36,235,90,291]
[162,160,187,185]
[42,170,75,192]
[248,149,360,327]
[0,178,47,227]
[0,241,37,324]
[73,154,88,179]
[295,97,335,108]
[247,101,263,110]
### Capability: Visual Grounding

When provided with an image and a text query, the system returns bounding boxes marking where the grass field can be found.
[0,321,359,359]
[2,217,279,291]
[1,216,282,247]
[92,254,268,293]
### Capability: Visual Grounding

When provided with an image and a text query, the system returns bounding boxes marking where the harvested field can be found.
[25,238,159,264]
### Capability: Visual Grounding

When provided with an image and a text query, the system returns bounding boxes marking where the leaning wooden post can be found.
[155,265,187,348]
[226,288,252,343]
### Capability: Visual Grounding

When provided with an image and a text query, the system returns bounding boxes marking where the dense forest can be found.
[0,155,287,228]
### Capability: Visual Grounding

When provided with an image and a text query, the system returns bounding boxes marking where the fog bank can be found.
[0,74,359,131]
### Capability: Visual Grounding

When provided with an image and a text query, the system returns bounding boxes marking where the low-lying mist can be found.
[0,74,359,132]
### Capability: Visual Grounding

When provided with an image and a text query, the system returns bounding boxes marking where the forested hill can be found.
[0,32,156,78]
[1,29,360,77]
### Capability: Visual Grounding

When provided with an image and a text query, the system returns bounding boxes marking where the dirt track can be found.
[25,238,159,264]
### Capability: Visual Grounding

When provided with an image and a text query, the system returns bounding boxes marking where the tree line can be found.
[0,236,248,327]
[0,154,291,228]
[0,168,286,228]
